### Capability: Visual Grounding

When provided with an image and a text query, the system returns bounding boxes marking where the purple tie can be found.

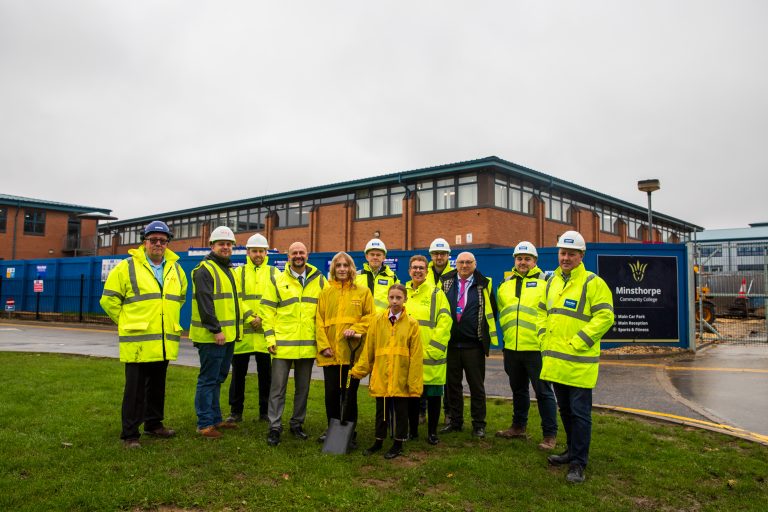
[457,278,467,322]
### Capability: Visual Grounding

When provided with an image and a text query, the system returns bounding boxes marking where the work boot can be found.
[538,436,557,450]
[566,463,586,484]
[547,450,570,466]
[225,413,242,424]
[145,426,176,438]
[216,421,238,430]
[495,424,527,439]
[471,427,486,439]
[266,429,281,447]
[198,426,222,439]
[290,425,308,440]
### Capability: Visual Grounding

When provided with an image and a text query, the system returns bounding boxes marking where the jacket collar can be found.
[363,262,394,277]
[555,262,585,280]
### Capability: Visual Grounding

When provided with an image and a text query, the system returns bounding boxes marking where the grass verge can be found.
[0,352,766,511]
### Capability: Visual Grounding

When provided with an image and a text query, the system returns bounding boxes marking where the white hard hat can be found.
[246,233,269,248]
[513,241,538,258]
[364,238,387,254]
[209,225,236,243]
[557,231,586,251]
[429,238,451,254]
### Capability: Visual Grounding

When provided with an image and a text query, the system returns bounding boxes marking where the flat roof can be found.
[99,156,701,231]
[695,224,768,242]
[0,193,112,215]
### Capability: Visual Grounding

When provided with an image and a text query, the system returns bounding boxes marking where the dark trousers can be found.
[322,365,359,425]
[445,345,486,428]
[408,395,441,437]
[552,383,592,467]
[503,349,558,437]
[228,351,271,416]
[374,397,409,441]
[121,360,169,440]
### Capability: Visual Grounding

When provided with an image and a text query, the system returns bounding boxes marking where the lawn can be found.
[0,352,766,511]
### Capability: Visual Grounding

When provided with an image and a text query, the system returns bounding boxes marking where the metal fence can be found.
[693,241,768,345]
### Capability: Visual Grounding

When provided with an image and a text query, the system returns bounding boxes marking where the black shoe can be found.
[472,427,486,439]
[363,441,383,456]
[427,434,439,445]
[408,432,418,441]
[225,413,242,424]
[547,450,570,466]
[317,431,327,443]
[258,413,269,422]
[439,423,462,434]
[266,429,281,447]
[290,426,308,440]
[384,445,403,459]
[566,463,586,483]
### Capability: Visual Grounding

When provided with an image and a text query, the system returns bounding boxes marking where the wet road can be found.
[1,321,766,441]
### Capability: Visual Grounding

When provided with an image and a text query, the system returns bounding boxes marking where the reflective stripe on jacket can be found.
[540,263,615,389]
[190,259,241,343]
[350,309,423,398]
[355,263,399,313]
[497,265,547,352]
[100,246,187,363]
[261,263,326,359]
[405,279,452,386]
[235,256,277,354]
[315,280,373,367]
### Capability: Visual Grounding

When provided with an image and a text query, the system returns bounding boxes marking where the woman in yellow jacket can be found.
[316,252,374,444]
[350,284,423,460]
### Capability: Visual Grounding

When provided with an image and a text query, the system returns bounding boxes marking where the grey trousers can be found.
[268,357,314,431]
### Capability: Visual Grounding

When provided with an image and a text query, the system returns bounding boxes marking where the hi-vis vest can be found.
[355,263,399,312]
[235,255,277,354]
[406,280,452,386]
[100,247,187,363]
[261,263,326,359]
[497,265,547,352]
[540,263,614,389]
[190,259,241,343]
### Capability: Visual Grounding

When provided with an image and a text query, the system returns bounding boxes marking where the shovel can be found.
[322,336,362,455]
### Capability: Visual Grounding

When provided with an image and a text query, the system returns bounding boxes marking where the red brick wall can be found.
[0,206,100,260]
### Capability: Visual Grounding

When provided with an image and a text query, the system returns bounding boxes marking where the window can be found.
[417,173,477,213]
[737,245,765,257]
[494,175,534,214]
[356,185,406,219]
[273,202,311,227]
[542,190,573,223]
[595,205,618,234]
[0,207,6,232]
[738,264,764,271]
[23,209,46,235]
[624,215,644,239]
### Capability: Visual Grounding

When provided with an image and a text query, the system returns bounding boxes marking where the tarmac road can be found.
[1,321,766,443]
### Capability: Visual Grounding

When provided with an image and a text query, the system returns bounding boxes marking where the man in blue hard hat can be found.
[101,220,187,448]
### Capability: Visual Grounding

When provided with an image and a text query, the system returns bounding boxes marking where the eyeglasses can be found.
[410,266,426,271]
[146,237,169,245]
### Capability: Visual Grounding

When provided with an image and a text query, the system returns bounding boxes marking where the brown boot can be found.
[538,436,557,450]
[198,426,222,439]
[216,421,239,430]
[495,424,527,439]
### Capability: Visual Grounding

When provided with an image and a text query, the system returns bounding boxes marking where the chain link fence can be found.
[693,241,768,345]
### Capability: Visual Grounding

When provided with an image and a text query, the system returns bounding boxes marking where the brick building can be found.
[1,194,113,260]
[98,156,701,254]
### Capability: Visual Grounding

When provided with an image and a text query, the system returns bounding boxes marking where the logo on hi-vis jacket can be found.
[628,260,648,282]
[526,282,538,288]
[377,279,389,285]
[564,299,578,309]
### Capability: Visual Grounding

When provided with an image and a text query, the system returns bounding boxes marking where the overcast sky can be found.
[1,1,765,230]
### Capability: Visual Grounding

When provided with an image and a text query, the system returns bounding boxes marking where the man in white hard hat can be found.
[428,238,453,285]
[541,230,614,483]
[495,242,558,450]
[261,241,327,446]
[190,225,242,439]
[226,233,276,424]
[355,238,399,313]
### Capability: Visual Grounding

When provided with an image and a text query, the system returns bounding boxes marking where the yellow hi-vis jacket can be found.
[497,265,547,352]
[261,263,326,359]
[235,255,277,355]
[350,309,423,398]
[355,263,399,313]
[100,246,187,363]
[189,258,241,343]
[428,261,454,285]
[405,279,452,386]
[540,262,615,389]
[315,280,373,367]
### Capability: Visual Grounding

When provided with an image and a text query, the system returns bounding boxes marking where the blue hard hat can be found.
[143,220,173,240]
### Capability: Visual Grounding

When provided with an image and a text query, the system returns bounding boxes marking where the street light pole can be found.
[637,179,660,242]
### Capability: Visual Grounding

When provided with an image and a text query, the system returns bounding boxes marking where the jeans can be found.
[552,383,592,467]
[445,345,486,428]
[194,342,235,430]
[121,360,169,440]
[268,358,314,431]
[228,351,272,416]
[503,349,558,437]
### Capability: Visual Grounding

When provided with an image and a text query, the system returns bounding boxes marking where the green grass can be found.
[0,352,766,511]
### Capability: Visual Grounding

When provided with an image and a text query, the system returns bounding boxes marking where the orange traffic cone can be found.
[738,278,747,297]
